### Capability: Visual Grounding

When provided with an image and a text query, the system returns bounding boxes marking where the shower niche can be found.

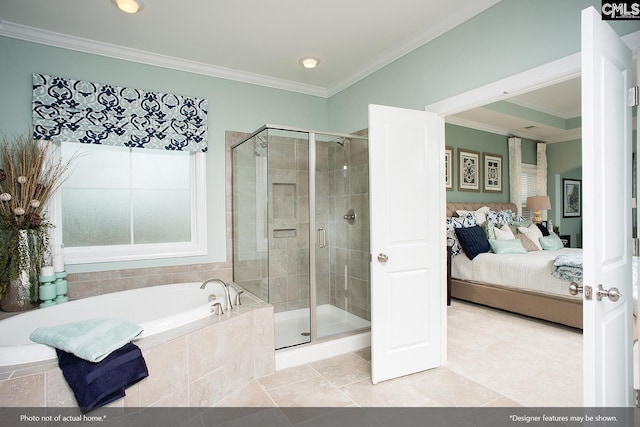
[232,125,370,349]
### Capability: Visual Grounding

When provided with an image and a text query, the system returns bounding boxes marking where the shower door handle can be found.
[317,228,327,248]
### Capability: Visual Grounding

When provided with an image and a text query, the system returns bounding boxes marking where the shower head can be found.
[335,137,349,146]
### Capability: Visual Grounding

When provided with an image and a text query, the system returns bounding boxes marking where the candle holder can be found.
[54,271,69,304]
[38,273,56,308]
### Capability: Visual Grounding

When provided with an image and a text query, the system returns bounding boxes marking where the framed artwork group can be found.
[446,147,503,193]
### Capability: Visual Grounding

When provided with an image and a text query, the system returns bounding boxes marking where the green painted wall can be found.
[547,140,582,247]
[445,124,539,204]
[445,124,509,203]
[0,37,329,272]
[328,0,639,132]
[1,0,638,272]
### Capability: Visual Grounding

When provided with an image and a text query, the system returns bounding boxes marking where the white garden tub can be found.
[0,281,238,366]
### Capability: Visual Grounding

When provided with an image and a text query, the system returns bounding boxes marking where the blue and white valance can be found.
[32,74,208,152]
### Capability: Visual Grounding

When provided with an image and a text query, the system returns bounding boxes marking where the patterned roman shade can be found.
[32,74,208,152]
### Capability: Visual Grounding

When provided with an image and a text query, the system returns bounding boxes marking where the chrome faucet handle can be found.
[208,294,217,302]
[210,301,224,315]
[235,290,244,306]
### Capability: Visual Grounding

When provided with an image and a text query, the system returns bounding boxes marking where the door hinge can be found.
[635,388,640,408]
[629,86,639,107]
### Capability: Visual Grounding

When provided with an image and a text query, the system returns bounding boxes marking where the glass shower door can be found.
[314,133,371,340]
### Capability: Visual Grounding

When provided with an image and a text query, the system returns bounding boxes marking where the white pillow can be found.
[456,206,491,225]
[494,224,515,240]
[518,224,543,250]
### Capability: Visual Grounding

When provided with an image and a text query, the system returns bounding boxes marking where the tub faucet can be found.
[210,300,224,315]
[200,278,233,311]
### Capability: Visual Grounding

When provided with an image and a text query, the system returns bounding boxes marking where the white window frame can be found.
[48,143,208,264]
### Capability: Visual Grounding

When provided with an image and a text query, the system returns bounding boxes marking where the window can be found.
[54,143,207,264]
[521,163,537,218]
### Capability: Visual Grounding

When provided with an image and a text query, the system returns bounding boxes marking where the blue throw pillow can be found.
[455,225,490,260]
[539,232,564,250]
[536,223,551,236]
[446,213,479,258]
[489,238,527,254]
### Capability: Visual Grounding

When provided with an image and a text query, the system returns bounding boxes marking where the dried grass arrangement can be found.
[0,134,75,309]
[0,135,71,229]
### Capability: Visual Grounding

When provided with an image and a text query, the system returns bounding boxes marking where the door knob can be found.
[377,253,389,263]
[596,284,621,302]
[568,282,583,295]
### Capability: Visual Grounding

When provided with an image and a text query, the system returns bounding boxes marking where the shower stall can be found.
[232,125,370,349]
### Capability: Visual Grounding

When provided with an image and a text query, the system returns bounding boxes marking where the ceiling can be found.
[0,0,501,96]
[447,77,583,143]
[0,0,581,142]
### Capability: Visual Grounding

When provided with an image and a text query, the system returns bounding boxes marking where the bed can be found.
[446,202,584,329]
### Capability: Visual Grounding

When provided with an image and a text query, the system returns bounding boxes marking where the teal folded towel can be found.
[30,318,143,363]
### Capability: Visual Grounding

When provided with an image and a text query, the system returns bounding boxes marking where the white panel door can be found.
[369,104,446,384]
[582,6,634,406]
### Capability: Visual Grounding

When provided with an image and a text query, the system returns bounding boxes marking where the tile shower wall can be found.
[267,135,310,313]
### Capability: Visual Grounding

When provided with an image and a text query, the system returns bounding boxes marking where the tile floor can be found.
[216,300,583,407]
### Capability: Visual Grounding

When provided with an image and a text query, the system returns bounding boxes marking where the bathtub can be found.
[0,281,239,367]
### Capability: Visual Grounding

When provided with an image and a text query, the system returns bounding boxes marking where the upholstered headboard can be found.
[446,202,518,218]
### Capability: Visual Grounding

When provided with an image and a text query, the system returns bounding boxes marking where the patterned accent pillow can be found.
[482,221,496,241]
[509,218,533,228]
[518,224,544,250]
[508,218,533,237]
[456,206,491,225]
[446,213,479,257]
[487,210,513,227]
[512,214,527,222]
[516,233,540,251]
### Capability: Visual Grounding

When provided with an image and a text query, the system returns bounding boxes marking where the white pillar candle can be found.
[53,254,65,272]
[41,266,55,277]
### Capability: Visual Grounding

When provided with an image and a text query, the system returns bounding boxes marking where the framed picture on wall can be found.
[445,146,453,190]
[458,149,480,192]
[563,178,581,218]
[483,153,502,193]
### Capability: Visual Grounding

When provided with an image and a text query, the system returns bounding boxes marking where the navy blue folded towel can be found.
[56,342,148,413]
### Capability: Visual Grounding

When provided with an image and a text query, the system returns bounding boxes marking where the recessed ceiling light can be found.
[299,57,320,69]
[113,0,144,14]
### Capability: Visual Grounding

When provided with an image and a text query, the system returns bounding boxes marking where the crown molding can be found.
[446,115,582,144]
[1,0,501,99]
[327,0,502,97]
[0,20,329,98]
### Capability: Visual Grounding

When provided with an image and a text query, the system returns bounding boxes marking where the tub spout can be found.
[200,278,233,310]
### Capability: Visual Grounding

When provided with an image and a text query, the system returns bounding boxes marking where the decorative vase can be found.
[0,229,39,312]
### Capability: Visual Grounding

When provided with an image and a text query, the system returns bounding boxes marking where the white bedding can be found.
[451,248,583,300]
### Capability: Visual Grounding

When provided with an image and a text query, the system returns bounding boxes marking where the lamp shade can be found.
[526,195,551,211]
